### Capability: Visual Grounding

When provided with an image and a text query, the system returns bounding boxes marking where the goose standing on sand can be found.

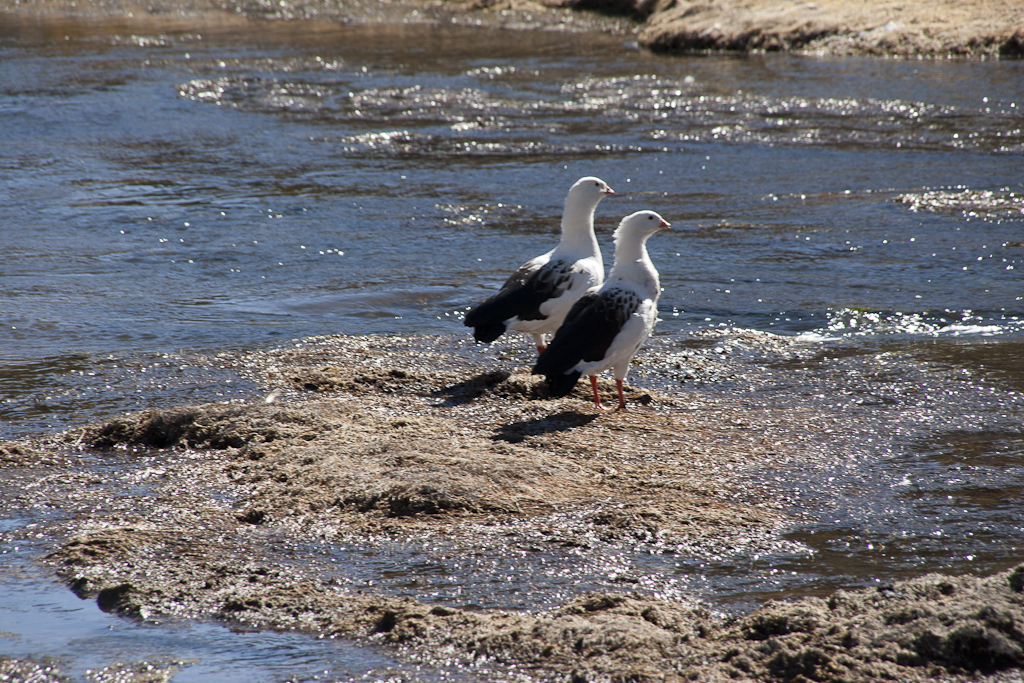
[532,210,671,411]
[464,176,614,355]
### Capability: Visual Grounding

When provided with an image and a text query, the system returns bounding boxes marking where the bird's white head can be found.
[614,210,671,243]
[567,176,615,204]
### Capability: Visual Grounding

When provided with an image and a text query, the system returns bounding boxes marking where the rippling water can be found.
[3,17,1022,426]
[1,13,1023,679]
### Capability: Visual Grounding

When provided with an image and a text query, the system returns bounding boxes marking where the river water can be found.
[1,13,1023,681]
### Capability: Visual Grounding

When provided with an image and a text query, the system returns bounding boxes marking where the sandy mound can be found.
[8,335,1015,681]
[52,522,1024,682]
[636,0,1024,57]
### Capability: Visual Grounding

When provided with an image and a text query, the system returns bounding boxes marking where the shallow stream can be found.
[1,14,1022,680]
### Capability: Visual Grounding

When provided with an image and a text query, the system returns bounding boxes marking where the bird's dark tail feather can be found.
[470,321,507,344]
[545,370,582,398]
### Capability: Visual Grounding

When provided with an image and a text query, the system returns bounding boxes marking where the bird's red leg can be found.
[590,375,610,411]
[615,379,627,411]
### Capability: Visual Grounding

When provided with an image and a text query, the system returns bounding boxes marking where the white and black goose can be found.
[464,176,614,355]
[532,210,671,411]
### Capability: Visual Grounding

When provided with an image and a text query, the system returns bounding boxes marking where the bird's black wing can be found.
[532,288,641,379]
[464,258,572,342]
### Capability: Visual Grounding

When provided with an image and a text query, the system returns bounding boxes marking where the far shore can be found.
[2,0,1023,58]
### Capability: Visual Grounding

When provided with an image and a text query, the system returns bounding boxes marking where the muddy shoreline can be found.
[2,333,1022,681]
[3,0,1023,58]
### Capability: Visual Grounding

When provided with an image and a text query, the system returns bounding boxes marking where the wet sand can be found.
[3,334,1023,681]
